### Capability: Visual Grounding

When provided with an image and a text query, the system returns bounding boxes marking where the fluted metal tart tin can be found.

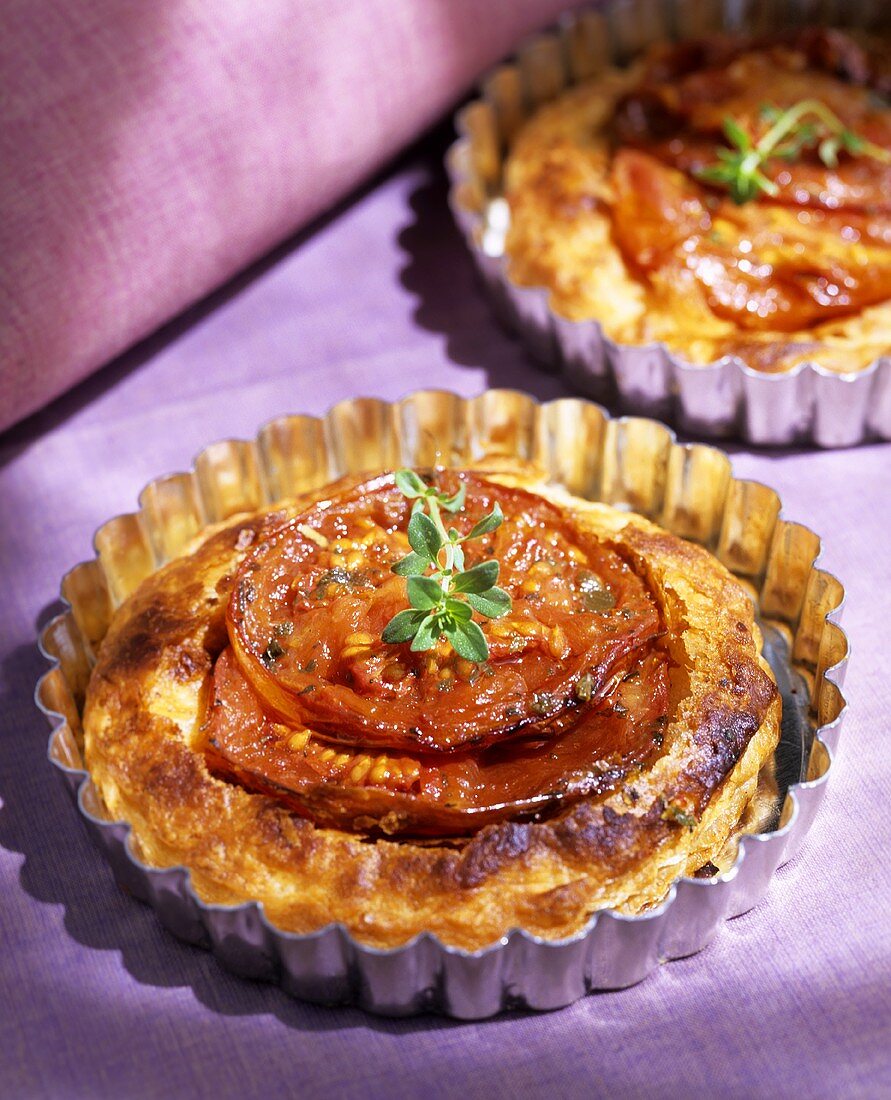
[36,390,848,1018]
[446,0,891,448]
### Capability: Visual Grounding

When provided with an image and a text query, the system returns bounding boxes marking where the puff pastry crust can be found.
[83,464,780,950]
[504,28,891,374]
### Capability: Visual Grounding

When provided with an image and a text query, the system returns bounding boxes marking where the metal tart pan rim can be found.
[35,388,849,1017]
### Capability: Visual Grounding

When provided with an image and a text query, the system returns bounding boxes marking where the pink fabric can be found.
[0,0,572,432]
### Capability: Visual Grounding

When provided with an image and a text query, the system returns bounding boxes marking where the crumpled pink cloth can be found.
[0,0,572,432]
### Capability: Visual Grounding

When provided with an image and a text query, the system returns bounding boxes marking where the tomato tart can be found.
[503,27,891,375]
[81,461,780,951]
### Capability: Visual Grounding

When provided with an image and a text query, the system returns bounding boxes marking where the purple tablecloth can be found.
[1,133,889,1099]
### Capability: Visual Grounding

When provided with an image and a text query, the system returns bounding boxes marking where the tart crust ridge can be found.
[83,465,781,950]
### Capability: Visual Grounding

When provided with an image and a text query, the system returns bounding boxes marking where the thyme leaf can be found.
[382,471,511,662]
[696,98,891,205]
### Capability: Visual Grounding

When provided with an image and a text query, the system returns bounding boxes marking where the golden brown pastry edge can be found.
[83,465,781,951]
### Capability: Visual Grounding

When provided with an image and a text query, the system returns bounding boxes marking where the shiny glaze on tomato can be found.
[227,473,661,753]
[209,472,670,836]
[205,644,670,836]
[609,29,891,332]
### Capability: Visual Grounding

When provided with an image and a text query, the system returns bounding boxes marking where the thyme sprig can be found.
[696,98,891,204]
[381,470,511,662]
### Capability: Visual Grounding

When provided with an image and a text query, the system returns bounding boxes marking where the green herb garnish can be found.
[696,98,891,205]
[662,802,697,830]
[261,638,284,667]
[381,470,511,662]
[574,673,595,702]
[531,691,557,717]
[576,569,616,612]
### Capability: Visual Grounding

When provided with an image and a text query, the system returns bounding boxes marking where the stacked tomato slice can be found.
[205,474,669,837]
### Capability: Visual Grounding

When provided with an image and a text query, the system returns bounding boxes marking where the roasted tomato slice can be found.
[204,646,670,837]
[608,30,891,331]
[227,472,662,753]
[610,149,891,332]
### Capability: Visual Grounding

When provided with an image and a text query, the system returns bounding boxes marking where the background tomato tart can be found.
[504,28,891,375]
